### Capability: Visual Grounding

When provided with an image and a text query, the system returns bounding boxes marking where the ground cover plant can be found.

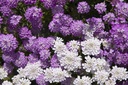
[0,0,128,85]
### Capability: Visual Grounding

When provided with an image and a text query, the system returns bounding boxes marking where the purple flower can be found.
[25,6,43,35]
[77,1,90,14]
[49,13,73,36]
[25,6,43,21]
[103,12,115,23]
[40,0,56,9]
[2,51,18,63]
[14,52,28,68]
[4,0,20,8]
[3,63,14,74]
[23,0,37,5]
[95,2,106,14]
[36,74,48,85]
[0,6,13,17]
[70,20,85,37]
[52,5,64,15]
[10,15,22,26]
[50,54,60,68]
[19,27,32,39]
[28,53,39,63]
[115,2,128,18]
[39,50,50,61]
[0,34,18,52]
[115,52,128,67]
[86,17,105,31]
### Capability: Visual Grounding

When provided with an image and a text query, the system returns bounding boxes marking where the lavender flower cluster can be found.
[0,0,128,85]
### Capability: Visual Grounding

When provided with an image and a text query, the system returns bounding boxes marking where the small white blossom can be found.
[0,67,8,79]
[81,38,101,55]
[59,51,82,71]
[2,81,13,85]
[44,67,70,83]
[93,70,110,84]
[53,37,67,56]
[110,66,128,81]
[67,40,80,52]
[73,76,92,85]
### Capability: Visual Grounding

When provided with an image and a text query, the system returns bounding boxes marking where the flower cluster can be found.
[0,0,128,85]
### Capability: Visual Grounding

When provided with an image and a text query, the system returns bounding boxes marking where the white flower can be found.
[67,40,80,52]
[16,78,31,85]
[2,81,13,85]
[17,61,43,80]
[12,75,31,85]
[81,38,101,55]
[82,56,96,72]
[0,68,8,79]
[53,37,67,55]
[105,78,116,85]
[59,51,82,71]
[73,76,92,85]
[110,66,128,81]
[93,70,110,84]
[44,67,70,83]
[82,56,109,72]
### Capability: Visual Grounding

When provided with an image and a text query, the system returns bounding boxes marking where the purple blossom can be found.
[115,2,128,18]
[0,34,18,52]
[28,53,39,63]
[36,74,48,85]
[14,52,28,68]
[86,17,105,31]
[23,0,37,5]
[9,15,22,26]
[77,1,90,14]
[19,27,32,39]
[103,12,115,23]
[25,6,43,21]
[49,13,73,36]
[95,2,106,14]
[2,52,18,63]
[52,5,64,15]
[70,20,85,37]
[0,6,13,17]
[3,63,14,74]
[25,6,43,34]
[39,50,50,61]
[50,54,60,68]
[40,0,56,9]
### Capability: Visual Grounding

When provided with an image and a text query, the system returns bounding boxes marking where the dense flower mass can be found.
[0,0,128,85]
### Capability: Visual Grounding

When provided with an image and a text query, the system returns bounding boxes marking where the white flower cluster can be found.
[17,61,43,80]
[81,37,102,55]
[0,67,8,79]
[73,76,92,85]
[53,37,82,71]
[12,75,31,85]
[52,37,128,85]
[82,56,110,72]
[2,81,13,85]
[44,67,71,83]
[93,70,109,84]
[110,66,128,81]
[6,61,43,85]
